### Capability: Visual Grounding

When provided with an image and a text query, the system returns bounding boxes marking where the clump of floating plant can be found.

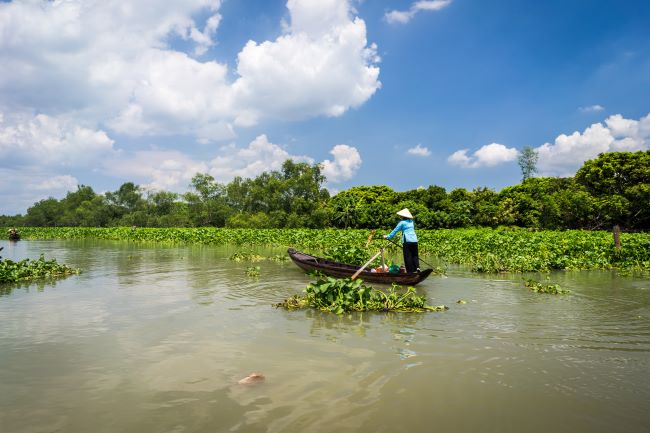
[0,254,80,284]
[523,278,570,295]
[245,266,261,278]
[229,251,266,262]
[276,276,447,314]
[268,254,289,262]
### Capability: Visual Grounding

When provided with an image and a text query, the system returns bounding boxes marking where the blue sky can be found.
[1,0,649,214]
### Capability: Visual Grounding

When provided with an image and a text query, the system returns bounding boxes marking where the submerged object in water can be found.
[238,372,265,385]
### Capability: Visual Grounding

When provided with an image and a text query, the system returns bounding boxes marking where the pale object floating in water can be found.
[238,372,265,385]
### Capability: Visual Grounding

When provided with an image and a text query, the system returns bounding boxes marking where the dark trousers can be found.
[403,242,420,273]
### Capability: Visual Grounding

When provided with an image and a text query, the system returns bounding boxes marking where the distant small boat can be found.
[8,231,20,241]
[287,248,433,285]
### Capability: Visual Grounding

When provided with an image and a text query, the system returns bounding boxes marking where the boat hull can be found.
[287,248,433,285]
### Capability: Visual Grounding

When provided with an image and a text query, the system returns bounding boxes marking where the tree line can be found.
[2,151,649,231]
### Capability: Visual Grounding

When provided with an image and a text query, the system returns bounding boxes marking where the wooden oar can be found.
[351,250,382,280]
[351,243,388,280]
[365,230,376,248]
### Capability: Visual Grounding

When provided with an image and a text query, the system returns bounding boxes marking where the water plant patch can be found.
[523,278,570,295]
[276,276,448,314]
[0,254,80,284]
[9,227,650,273]
[245,266,261,278]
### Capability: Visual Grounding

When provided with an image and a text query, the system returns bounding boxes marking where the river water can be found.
[1,240,649,433]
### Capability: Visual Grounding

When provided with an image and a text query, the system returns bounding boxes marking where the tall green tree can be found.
[518,146,539,181]
[24,198,62,226]
[185,173,230,227]
[576,151,650,228]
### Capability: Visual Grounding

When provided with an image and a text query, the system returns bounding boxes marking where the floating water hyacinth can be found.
[245,266,261,277]
[0,254,80,284]
[9,227,650,273]
[276,276,447,314]
[523,278,570,295]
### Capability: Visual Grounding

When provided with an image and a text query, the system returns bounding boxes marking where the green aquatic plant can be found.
[322,245,377,267]
[0,254,80,284]
[245,266,261,278]
[523,278,570,295]
[276,276,447,314]
[268,254,289,262]
[8,227,650,273]
[229,251,266,262]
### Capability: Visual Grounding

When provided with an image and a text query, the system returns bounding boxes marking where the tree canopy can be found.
[2,151,649,231]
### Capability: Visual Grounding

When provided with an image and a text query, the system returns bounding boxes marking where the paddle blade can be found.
[365,230,376,248]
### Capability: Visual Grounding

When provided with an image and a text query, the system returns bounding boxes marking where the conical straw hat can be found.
[396,208,413,219]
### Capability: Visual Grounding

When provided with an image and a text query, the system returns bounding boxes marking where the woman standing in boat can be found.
[384,208,420,273]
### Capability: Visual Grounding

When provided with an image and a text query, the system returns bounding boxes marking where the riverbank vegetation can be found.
[1,151,649,231]
[2,150,648,274]
[3,227,650,273]
[276,276,448,314]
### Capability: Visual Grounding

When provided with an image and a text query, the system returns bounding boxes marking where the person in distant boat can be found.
[383,208,420,273]
[8,227,20,241]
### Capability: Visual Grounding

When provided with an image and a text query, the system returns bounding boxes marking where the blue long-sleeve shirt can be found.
[386,219,418,243]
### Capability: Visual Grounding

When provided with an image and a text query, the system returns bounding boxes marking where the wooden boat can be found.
[287,248,433,285]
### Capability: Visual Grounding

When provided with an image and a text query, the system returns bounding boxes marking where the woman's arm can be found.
[385,221,405,240]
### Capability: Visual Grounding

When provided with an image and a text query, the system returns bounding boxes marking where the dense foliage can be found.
[0,254,80,284]
[6,227,650,273]
[276,276,448,313]
[1,151,649,231]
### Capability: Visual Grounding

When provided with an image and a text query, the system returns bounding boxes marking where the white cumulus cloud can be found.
[385,0,452,24]
[535,113,650,176]
[232,1,380,123]
[209,134,313,182]
[0,113,116,167]
[448,143,518,168]
[106,149,210,192]
[104,134,318,191]
[321,144,362,183]
[0,0,380,140]
[407,144,431,157]
[0,168,80,214]
[31,175,79,191]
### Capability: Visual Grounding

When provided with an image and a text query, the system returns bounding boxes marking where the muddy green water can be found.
[1,240,649,433]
